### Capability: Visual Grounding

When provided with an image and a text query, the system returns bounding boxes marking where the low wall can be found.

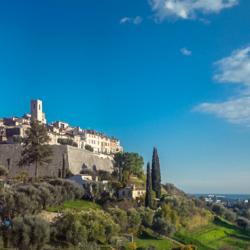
[0,144,114,177]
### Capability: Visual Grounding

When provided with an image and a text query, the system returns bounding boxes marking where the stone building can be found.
[30,99,46,124]
[0,99,123,156]
[83,130,122,154]
[118,185,146,200]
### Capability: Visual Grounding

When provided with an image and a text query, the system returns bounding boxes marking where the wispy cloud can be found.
[195,97,250,126]
[120,16,143,25]
[214,46,250,85]
[149,0,238,21]
[180,47,192,56]
[195,46,250,126]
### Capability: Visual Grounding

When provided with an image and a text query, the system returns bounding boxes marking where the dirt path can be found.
[38,210,61,223]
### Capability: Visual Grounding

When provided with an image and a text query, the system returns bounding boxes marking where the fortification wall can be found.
[67,146,114,174]
[0,144,114,177]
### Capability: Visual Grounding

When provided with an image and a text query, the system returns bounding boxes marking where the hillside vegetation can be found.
[161,184,213,230]
[175,217,250,250]
[0,141,249,250]
[1,178,249,250]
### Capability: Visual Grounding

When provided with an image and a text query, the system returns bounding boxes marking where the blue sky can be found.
[0,0,250,193]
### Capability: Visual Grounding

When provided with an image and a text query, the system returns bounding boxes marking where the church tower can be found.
[30,99,46,124]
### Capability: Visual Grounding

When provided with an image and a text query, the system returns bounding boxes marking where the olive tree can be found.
[11,215,50,250]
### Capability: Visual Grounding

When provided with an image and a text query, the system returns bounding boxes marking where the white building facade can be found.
[0,100,123,155]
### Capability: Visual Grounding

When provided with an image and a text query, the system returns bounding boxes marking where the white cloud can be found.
[180,47,192,56]
[195,46,250,126]
[149,0,238,21]
[214,46,250,85]
[195,97,250,126]
[120,16,143,25]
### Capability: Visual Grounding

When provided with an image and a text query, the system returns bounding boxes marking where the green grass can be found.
[135,238,177,250]
[47,199,101,212]
[175,218,250,250]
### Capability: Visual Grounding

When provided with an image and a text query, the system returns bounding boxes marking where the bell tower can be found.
[30,99,46,124]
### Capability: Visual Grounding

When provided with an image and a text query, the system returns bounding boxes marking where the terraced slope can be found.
[175,218,250,250]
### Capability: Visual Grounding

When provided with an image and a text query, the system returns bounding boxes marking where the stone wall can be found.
[0,144,114,177]
[67,146,114,174]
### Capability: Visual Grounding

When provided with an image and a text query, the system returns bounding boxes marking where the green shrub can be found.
[85,144,94,152]
[108,207,128,232]
[127,208,142,235]
[97,170,112,181]
[236,217,250,231]
[138,226,160,239]
[11,215,50,250]
[52,209,120,245]
[58,138,78,147]
[138,207,154,228]
[224,210,236,222]
[152,216,176,237]
[0,178,84,216]
[51,211,88,246]
[211,204,237,223]
[212,204,226,216]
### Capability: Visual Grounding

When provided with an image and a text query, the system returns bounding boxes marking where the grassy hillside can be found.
[47,199,101,212]
[175,218,250,250]
[135,238,177,250]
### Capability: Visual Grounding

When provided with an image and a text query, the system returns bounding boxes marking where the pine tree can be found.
[145,162,152,208]
[19,120,52,177]
[151,147,161,199]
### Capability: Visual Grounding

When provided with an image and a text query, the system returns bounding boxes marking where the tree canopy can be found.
[114,152,144,185]
[19,120,52,177]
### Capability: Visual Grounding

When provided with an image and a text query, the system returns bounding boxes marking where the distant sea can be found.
[193,194,250,201]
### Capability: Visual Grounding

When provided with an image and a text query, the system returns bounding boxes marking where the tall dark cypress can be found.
[151,147,161,199]
[145,162,152,208]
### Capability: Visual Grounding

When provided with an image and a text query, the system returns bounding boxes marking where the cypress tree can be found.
[145,162,152,208]
[151,147,161,199]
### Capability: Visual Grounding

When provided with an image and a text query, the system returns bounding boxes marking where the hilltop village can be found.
[0,99,123,155]
[0,100,147,200]
[0,101,250,250]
